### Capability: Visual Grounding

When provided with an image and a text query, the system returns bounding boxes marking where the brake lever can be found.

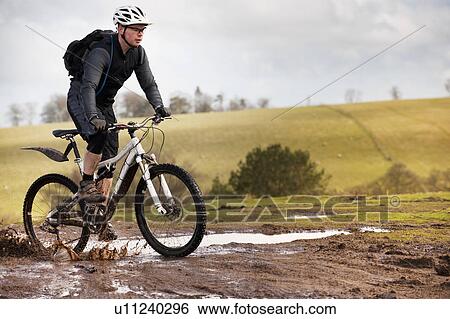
[108,124,126,131]
[152,115,163,125]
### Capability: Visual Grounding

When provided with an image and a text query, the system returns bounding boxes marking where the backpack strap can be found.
[95,35,114,96]
[138,45,145,65]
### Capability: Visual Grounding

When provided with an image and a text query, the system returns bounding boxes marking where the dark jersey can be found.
[79,33,163,119]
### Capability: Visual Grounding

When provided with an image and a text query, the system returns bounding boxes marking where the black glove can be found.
[90,116,107,132]
[154,106,171,118]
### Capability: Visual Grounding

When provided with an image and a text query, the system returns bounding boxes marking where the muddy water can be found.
[359,226,389,233]
[85,228,393,262]
[86,229,352,257]
[200,229,352,245]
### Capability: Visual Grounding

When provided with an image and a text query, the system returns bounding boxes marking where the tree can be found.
[8,104,23,127]
[120,92,152,118]
[257,98,270,108]
[445,79,450,95]
[345,89,362,104]
[350,162,425,194]
[425,169,450,192]
[213,93,225,112]
[239,98,249,109]
[24,102,36,125]
[41,94,70,123]
[169,95,191,114]
[193,86,213,113]
[229,144,328,196]
[228,97,247,111]
[209,176,234,195]
[390,86,401,100]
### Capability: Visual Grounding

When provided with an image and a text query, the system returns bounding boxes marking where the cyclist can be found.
[66,5,170,240]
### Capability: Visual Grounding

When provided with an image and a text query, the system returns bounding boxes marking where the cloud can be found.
[0,0,449,127]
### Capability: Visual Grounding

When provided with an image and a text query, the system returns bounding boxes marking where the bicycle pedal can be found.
[83,205,107,231]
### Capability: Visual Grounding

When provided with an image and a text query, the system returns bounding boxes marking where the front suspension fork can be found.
[137,155,174,215]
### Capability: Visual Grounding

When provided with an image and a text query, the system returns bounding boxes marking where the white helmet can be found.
[113,5,151,26]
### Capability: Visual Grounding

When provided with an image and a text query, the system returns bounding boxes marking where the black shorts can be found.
[67,80,118,161]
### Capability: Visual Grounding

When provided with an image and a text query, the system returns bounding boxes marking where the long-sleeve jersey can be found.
[79,33,163,119]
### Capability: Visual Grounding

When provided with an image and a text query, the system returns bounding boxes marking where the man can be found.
[67,5,170,240]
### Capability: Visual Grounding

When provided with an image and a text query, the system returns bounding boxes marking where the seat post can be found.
[68,136,83,176]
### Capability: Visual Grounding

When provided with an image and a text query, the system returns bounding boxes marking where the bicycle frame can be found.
[65,129,174,223]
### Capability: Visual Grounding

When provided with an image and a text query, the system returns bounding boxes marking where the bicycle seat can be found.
[52,129,79,138]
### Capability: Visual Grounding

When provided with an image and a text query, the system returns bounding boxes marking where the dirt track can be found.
[0,222,449,299]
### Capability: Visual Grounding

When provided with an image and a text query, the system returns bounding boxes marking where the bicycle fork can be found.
[136,153,174,215]
[113,139,173,216]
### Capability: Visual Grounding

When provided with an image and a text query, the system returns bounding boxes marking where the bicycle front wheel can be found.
[23,174,90,254]
[135,164,207,257]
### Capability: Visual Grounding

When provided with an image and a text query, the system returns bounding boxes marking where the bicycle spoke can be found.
[141,171,198,249]
[26,179,88,251]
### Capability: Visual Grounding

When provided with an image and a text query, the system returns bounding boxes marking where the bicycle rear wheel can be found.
[135,164,207,257]
[23,173,90,254]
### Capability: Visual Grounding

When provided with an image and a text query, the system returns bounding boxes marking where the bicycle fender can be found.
[21,146,69,162]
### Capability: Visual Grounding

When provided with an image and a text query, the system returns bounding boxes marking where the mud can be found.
[0,222,449,299]
[0,228,36,258]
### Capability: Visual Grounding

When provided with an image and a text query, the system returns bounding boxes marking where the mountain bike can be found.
[22,115,207,257]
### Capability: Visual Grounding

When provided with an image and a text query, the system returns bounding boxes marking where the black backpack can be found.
[63,29,115,78]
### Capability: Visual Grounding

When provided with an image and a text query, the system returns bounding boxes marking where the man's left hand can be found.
[155,106,171,118]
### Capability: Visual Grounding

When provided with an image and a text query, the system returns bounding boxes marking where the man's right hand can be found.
[90,116,107,132]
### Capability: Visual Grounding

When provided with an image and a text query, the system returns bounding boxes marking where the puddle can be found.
[86,229,351,261]
[199,230,350,246]
[91,230,348,251]
[360,226,389,233]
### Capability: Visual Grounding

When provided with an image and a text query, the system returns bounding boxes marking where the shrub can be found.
[228,144,328,196]
[425,169,450,191]
[350,162,425,194]
[208,176,234,195]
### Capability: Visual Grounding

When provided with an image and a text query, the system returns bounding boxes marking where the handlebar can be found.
[108,115,171,132]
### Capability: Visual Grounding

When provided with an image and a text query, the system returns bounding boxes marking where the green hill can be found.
[1,97,449,223]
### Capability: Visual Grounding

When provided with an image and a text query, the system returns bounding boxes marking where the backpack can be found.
[63,29,115,78]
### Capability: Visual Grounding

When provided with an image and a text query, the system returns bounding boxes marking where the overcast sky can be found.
[0,0,449,127]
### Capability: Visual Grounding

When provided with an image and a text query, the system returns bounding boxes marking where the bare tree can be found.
[390,86,401,100]
[228,97,248,111]
[213,93,224,112]
[445,79,450,95]
[169,95,191,114]
[195,94,213,113]
[8,104,23,127]
[239,98,249,109]
[345,89,356,103]
[194,86,202,100]
[24,102,36,125]
[41,94,70,123]
[193,86,212,113]
[228,97,242,111]
[345,89,362,103]
[257,98,270,108]
[120,92,151,118]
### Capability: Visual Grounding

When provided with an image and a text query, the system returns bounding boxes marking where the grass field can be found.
[0,97,449,223]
